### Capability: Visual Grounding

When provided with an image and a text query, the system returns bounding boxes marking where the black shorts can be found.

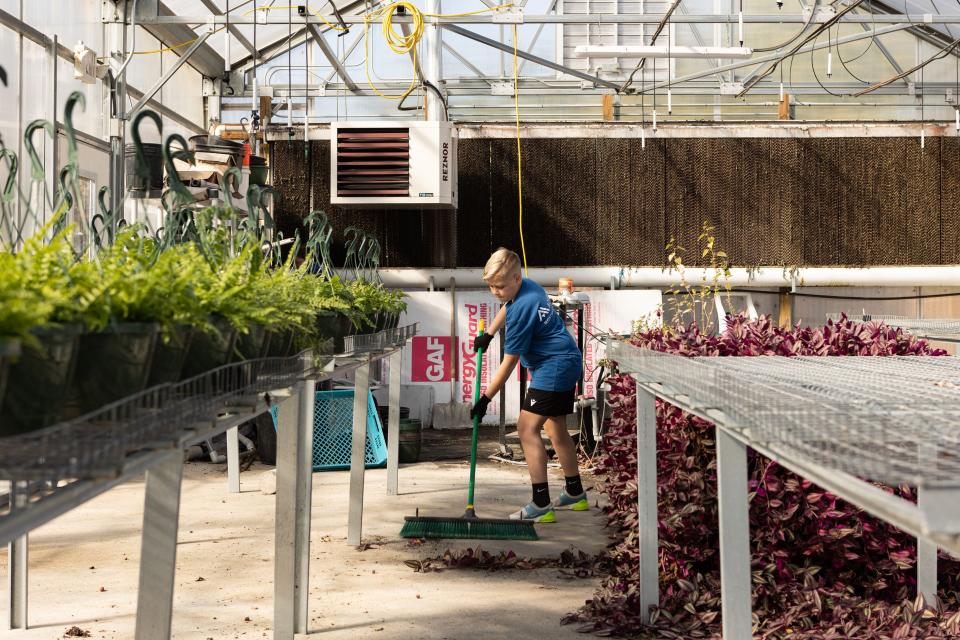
[522,387,576,417]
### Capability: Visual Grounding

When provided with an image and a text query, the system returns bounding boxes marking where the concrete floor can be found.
[1,433,610,639]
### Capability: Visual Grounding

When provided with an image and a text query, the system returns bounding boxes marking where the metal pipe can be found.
[640,22,914,94]
[441,23,623,90]
[425,0,444,120]
[378,266,960,289]
[142,13,960,24]
[113,0,140,87]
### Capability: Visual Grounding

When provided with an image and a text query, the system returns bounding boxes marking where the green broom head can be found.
[399,515,538,541]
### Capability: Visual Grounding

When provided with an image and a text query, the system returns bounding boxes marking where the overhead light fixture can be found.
[574,45,753,59]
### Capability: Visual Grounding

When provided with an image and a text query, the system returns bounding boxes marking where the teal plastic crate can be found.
[271,389,388,471]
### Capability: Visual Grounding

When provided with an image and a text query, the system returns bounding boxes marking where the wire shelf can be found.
[827,313,960,340]
[0,353,314,484]
[0,323,420,485]
[607,339,960,488]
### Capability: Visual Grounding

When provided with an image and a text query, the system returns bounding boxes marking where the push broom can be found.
[400,321,538,541]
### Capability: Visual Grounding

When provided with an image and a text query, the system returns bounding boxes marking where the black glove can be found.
[470,395,491,420]
[473,333,493,353]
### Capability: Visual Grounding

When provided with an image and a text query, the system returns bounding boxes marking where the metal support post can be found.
[134,451,184,640]
[347,362,371,546]
[295,377,316,632]
[635,385,659,622]
[715,426,752,640]
[7,482,28,630]
[274,375,315,639]
[917,487,939,605]
[226,426,240,493]
[425,0,444,120]
[387,349,402,495]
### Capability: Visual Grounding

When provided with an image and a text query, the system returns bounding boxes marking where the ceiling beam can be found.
[199,0,256,56]
[137,0,225,78]
[306,23,359,93]
[230,0,370,73]
[441,23,622,90]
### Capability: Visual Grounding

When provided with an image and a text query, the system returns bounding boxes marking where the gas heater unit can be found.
[330,121,457,209]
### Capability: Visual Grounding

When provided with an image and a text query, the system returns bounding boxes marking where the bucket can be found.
[180,316,238,379]
[398,418,422,463]
[376,405,410,444]
[124,143,164,195]
[249,157,269,187]
[69,323,159,415]
[146,325,194,387]
[0,324,82,436]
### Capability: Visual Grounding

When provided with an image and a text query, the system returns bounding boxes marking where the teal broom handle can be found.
[466,323,486,512]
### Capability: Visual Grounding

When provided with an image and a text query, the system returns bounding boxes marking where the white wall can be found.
[0,1,207,240]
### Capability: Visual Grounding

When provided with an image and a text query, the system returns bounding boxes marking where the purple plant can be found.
[565,314,960,638]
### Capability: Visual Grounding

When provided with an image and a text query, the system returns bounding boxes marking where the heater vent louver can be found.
[330,121,456,209]
[335,128,410,197]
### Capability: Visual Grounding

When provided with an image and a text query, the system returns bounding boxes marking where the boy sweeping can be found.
[470,248,588,522]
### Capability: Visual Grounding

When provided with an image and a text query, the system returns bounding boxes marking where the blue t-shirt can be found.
[504,278,582,392]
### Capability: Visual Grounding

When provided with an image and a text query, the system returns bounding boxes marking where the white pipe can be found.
[379,266,960,289]
[574,45,753,58]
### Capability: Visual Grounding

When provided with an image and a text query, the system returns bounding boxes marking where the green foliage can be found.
[0,212,407,347]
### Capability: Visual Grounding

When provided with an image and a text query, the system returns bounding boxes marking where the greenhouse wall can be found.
[272,134,960,268]
[0,1,205,240]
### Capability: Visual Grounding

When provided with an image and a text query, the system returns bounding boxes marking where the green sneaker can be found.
[553,490,589,511]
[509,501,556,523]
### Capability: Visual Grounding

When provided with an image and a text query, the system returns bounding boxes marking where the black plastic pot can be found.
[234,323,271,362]
[265,329,295,358]
[124,143,164,196]
[180,316,238,380]
[249,164,269,187]
[0,324,82,437]
[315,311,355,354]
[146,326,194,387]
[0,338,22,429]
[70,323,159,415]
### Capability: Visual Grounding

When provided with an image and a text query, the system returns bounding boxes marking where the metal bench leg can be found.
[716,427,753,640]
[274,378,315,639]
[636,386,659,623]
[387,349,402,496]
[917,485,938,605]
[295,378,316,631]
[226,426,240,493]
[134,451,184,640]
[348,362,371,546]
[7,482,28,630]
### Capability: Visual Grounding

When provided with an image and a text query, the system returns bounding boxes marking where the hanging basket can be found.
[0,324,82,437]
[180,316,238,380]
[68,323,159,415]
[0,337,22,432]
[147,325,195,387]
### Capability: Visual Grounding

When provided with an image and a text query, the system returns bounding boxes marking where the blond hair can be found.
[482,248,521,281]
